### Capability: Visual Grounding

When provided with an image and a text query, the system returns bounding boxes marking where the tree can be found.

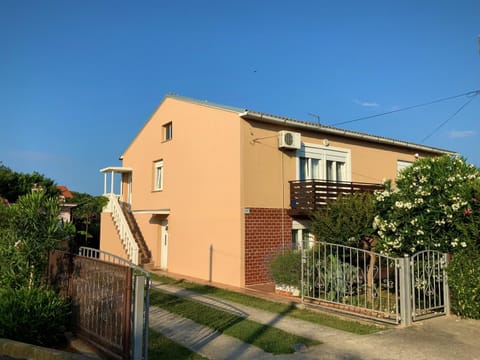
[310,192,378,295]
[311,192,376,247]
[374,155,480,255]
[69,192,108,251]
[0,163,59,203]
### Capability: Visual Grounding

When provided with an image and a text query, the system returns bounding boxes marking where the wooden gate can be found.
[48,250,132,359]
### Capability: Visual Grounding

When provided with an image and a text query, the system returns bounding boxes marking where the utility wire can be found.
[420,92,479,143]
[331,89,480,126]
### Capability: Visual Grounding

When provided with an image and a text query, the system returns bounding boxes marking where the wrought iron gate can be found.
[410,250,449,322]
[301,242,449,325]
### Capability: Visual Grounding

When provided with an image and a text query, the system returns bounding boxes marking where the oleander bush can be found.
[0,191,74,345]
[374,155,480,255]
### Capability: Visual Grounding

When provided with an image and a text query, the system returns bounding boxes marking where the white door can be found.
[160,220,168,270]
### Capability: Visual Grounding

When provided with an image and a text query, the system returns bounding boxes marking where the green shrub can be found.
[311,192,376,247]
[447,249,480,319]
[0,286,71,346]
[268,250,302,288]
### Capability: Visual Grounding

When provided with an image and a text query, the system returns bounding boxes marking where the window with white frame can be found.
[154,160,164,190]
[292,220,314,250]
[397,160,413,175]
[163,122,173,141]
[297,144,350,182]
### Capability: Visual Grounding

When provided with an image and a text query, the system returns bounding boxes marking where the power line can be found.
[331,89,480,126]
[420,92,479,143]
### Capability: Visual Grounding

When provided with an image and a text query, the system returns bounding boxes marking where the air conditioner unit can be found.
[278,131,301,150]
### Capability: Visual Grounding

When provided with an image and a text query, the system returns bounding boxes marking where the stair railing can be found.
[105,194,139,265]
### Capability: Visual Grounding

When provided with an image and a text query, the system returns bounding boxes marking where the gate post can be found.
[132,275,145,360]
[399,256,412,326]
[443,253,450,316]
[301,248,305,303]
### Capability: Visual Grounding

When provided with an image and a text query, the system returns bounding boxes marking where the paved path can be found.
[150,281,480,360]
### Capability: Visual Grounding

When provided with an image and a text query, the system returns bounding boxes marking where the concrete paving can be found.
[150,281,480,360]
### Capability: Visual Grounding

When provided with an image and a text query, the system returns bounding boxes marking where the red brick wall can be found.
[244,208,292,285]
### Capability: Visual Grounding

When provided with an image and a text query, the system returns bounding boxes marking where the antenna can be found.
[307,112,321,125]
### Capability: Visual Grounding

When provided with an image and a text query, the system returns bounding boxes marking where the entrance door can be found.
[160,220,168,270]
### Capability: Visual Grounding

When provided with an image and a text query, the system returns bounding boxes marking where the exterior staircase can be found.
[105,194,153,267]
[120,202,152,266]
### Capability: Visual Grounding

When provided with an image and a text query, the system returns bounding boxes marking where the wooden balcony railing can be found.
[289,180,383,217]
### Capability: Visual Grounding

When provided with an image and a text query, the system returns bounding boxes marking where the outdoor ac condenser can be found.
[278,130,301,150]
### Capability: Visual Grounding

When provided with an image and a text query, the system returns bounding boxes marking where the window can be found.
[292,220,314,250]
[397,160,413,175]
[163,122,173,141]
[297,144,349,182]
[154,160,163,190]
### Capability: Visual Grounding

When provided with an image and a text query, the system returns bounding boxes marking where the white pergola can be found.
[100,166,132,195]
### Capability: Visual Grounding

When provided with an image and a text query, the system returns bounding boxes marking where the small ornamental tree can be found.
[311,192,376,248]
[311,192,378,295]
[374,155,480,255]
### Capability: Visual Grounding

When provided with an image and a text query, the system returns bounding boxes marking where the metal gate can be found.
[410,250,449,322]
[301,242,449,325]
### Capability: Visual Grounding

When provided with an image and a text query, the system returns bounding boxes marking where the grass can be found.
[150,273,384,335]
[150,289,320,355]
[149,328,207,360]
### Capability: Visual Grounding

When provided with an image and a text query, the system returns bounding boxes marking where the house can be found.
[56,185,76,223]
[99,94,456,288]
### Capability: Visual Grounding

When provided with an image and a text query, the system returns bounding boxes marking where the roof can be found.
[120,94,456,158]
[166,94,244,113]
[240,110,456,156]
[56,185,73,199]
[100,166,133,173]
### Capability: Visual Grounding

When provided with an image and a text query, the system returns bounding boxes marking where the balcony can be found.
[289,180,383,217]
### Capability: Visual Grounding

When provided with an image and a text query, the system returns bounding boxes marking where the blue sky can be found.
[1,0,479,195]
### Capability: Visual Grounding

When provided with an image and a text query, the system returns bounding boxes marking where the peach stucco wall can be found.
[121,98,243,286]
[99,212,129,260]
[240,119,438,208]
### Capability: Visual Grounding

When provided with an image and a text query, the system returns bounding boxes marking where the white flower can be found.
[460,242,467,248]
[395,201,404,208]
[416,229,424,236]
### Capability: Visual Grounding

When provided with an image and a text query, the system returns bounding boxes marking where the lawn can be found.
[150,273,384,335]
[150,289,320,355]
[149,328,207,360]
